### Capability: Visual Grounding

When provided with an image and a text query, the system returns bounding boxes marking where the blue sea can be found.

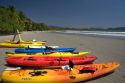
[54,30,125,40]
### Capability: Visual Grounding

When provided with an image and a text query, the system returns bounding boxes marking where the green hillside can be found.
[0,6,64,34]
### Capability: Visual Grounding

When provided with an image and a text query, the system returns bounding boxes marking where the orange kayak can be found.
[2,62,119,83]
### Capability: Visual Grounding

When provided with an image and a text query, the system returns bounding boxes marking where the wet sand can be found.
[0,31,125,83]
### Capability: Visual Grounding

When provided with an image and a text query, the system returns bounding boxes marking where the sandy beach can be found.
[0,31,125,83]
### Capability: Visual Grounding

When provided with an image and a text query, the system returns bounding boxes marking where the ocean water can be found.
[55,30,125,40]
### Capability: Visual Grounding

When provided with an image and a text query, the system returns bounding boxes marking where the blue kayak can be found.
[15,47,76,53]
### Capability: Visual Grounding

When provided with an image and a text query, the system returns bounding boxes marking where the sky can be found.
[0,0,125,28]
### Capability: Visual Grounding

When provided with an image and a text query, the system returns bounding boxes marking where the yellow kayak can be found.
[0,29,46,48]
[6,51,91,57]
[0,41,46,48]
[1,62,119,83]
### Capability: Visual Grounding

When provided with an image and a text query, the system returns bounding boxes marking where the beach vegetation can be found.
[0,6,64,34]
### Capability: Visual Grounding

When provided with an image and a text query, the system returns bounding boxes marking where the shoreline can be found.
[52,31,125,40]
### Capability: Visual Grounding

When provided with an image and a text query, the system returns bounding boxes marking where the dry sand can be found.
[0,31,125,83]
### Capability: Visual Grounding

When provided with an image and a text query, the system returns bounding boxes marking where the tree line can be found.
[66,27,125,31]
[0,6,64,34]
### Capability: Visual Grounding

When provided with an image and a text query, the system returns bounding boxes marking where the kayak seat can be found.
[57,58,63,61]
[69,75,76,79]
[79,66,97,74]
[29,71,47,76]
[72,52,79,54]
[26,57,36,61]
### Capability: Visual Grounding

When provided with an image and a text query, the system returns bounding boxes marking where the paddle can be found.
[5,52,14,54]
[68,60,74,71]
[45,45,55,50]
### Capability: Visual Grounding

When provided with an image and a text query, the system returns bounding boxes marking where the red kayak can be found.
[6,56,96,67]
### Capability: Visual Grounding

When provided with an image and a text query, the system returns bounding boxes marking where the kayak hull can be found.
[0,41,46,48]
[15,48,76,53]
[6,51,91,57]
[6,56,97,67]
[2,62,120,83]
